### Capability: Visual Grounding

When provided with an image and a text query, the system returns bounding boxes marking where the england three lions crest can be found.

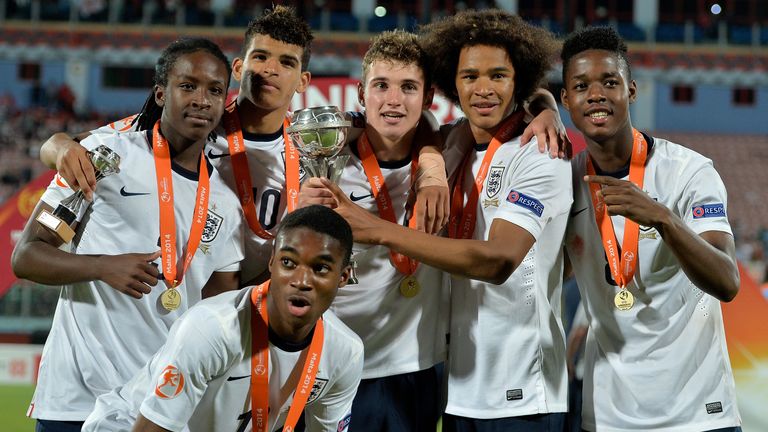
[306,377,329,404]
[483,166,505,208]
[201,209,223,243]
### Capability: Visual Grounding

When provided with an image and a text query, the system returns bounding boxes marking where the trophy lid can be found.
[286,106,351,133]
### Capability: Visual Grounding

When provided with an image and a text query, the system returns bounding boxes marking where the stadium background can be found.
[0,0,766,430]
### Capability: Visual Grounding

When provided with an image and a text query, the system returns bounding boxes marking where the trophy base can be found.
[36,209,76,243]
[301,155,351,184]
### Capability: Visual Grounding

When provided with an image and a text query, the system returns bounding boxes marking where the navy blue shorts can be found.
[444,412,566,432]
[36,420,84,432]
[347,365,442,432]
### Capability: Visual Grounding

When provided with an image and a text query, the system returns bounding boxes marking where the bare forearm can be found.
[656,212,739,302]
[12,240,101,284]
[372,222,515,284]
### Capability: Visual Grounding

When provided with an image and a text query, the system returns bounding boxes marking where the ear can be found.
[154,85,165,108]
[295,71,311,94]
[628,79,638,104]
[423,87,435,109]
[337,264,352,288]
[560,87,570,112]
[357,81,365,107]
[232,57,244,82]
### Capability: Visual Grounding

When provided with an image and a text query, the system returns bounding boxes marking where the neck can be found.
[159,122,204,172]
[469,123,497,145]
[236,96,286,134]
[584,126,636,173]
[364,126,413,162]
[266,295,314,344]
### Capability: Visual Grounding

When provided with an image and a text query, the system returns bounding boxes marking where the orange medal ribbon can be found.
[250,281,324,432]
[586,128,648,288]
[223,105,299,240]
[152,121,210,288]
[448,110,526,239]
[357,133,419,275]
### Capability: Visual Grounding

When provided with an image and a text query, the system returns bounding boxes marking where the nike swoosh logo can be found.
[120,186,150,197]
[226,375,250,381]
[207,149,230,159]
[350,192,373,202]
[570,207,588,217]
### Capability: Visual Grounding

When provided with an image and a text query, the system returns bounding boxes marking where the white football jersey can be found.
[565,135,741,431]
[441,119,572,419]
[82,287,364,432]
[29,131,245,421]
[93,117,295,283]
[328,141,449,379]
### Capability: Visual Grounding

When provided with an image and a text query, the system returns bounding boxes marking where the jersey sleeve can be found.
[678,161,732,235]
[137,306,238,431]
[495,144,573,239]
[303,339,363,432]
[91,114,140,134]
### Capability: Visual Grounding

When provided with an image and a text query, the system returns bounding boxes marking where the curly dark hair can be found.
[561,26,631,82]
[361,30,432,90]
[419,9,557,107]
[133,38,231,132]
[242,5,314,71]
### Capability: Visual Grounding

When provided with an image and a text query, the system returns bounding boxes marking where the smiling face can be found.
[154,50,228,148]
[455,45,518,143]
[359,60,433,149]
[233,34,310,114]
[267,227,350,341]
[561,49,637,145]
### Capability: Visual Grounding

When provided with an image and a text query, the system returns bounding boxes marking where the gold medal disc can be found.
[614,289,634,311]
[161,288,182,311]
[399,276,420,298]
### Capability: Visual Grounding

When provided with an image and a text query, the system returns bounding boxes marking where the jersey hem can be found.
[444,403,567,419]
[360,355,445,379]
[28,409,91,422]
[581,417,741,432]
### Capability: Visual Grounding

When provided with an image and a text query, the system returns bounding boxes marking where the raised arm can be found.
[521,88,571,159]
[40,131,97,200]
[11,201,160,298]
[586,174,739,302]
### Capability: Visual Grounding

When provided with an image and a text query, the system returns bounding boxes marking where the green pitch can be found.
[0,385,35,431]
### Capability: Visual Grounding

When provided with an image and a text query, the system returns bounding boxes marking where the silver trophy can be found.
[286,106,351,183]
[36,145,121,243]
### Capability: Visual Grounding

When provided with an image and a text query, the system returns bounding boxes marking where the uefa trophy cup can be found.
[286,106,351,184]
[36,145,121,243]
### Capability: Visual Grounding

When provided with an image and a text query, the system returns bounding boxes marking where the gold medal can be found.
[399,276,420,298]
[614,288,634,311]
[161,288,182,311]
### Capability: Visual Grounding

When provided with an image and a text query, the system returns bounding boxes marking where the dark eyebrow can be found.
[571,71,620,81]
[177,74,226,87]
[278,246,336,264]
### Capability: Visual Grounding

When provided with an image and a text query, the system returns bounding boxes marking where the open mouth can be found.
[586,110,611,125]
[381,112,405,124]
[287,296,311,317]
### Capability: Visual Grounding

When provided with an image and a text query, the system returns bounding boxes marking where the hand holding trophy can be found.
[286,106,351,183]
[36,145,121,243]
